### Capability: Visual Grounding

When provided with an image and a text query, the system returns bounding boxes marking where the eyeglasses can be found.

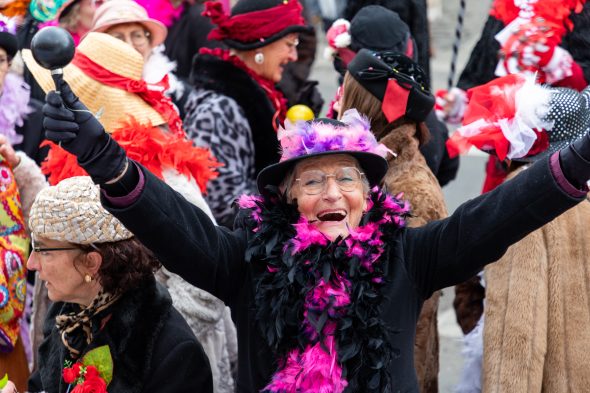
[109,30,150,46]
[295,167,365,195]
[32,240,79,254]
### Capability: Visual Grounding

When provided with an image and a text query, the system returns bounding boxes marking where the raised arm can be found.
[102,164,248,304]
[41,80,248,304]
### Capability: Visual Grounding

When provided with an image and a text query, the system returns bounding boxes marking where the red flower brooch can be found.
[63,345,113,393]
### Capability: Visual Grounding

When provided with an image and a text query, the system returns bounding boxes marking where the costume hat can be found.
[348,49,434,123]
[29,176,133,244]
[91,0,168,47]
[447,74,590,162]
[22,32,171,133]
[203,0,311,50]
[326,6,415,76]
[257,109,391,193]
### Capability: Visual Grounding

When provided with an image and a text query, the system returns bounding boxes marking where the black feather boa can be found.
[237,187,411,393]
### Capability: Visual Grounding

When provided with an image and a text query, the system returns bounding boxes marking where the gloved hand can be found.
[43,79,128,184]
[558,86,590,189]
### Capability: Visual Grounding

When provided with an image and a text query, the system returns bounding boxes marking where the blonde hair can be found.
[341,72,430,145]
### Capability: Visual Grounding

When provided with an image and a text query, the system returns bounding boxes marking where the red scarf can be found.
[200,47,287,129]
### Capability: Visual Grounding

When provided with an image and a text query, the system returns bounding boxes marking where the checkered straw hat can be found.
[29,177,133,244]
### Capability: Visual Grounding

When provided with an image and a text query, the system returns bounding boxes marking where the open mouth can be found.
[317,211,347,222]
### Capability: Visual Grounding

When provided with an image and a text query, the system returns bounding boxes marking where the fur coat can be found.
[483,168,590,392]
[380,122,448,393]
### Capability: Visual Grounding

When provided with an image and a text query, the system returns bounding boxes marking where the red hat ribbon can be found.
[71,52,184,137]
[381,78,410,123]
[203,0,305,43]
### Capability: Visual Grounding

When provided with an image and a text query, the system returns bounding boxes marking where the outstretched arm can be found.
[403,155,584,297]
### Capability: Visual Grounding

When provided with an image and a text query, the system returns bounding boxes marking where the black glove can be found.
[558,86,590,189]
[43,79,128,184]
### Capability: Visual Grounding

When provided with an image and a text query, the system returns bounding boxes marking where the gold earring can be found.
[84,274,93,283]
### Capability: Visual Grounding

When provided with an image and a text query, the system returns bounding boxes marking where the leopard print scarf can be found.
[55,289,121,358]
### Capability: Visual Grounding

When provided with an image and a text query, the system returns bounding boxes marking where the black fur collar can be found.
[35,278,172,393]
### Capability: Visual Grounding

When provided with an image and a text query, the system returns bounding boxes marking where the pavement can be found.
[308,0,494,391]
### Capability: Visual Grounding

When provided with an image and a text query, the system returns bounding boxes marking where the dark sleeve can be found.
[409,0,431,82]
[164,3,222,80]
[456,16,504,90]
[420,111,459,186]
[102,165,248,305]
[402,157,584,297]
[563,2,590,85]
[15,98,48,166]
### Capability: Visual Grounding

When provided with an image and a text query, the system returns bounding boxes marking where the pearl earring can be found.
[84,274,93,283]
[254,52,264,64]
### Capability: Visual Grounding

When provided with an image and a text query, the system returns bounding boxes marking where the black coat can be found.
[103,157,581,392]
[29,279,213,393]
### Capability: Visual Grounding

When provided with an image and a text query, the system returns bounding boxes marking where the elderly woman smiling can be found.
[40,76,590,392]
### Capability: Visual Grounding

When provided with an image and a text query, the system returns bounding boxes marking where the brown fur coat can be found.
[483,168,590,392]
[380,123,448,393]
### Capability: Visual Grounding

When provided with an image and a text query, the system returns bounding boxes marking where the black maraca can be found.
[31,26,75,93]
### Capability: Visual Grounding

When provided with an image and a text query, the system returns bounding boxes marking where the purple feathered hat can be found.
[257,109,392,193]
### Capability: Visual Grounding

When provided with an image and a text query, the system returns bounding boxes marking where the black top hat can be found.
[348,49,434,123]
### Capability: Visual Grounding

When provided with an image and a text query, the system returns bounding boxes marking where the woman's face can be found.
[248,33,299,82]
[0,47,9,91]
[289,154,367,240]
[106,23,152,60]
[77,0,96,32]
[27,237,101,306]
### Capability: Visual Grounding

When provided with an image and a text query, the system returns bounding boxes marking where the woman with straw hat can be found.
[22,32,238,392]
[339,48,446,393]
[2,176,213,393]
[183,0,311,228]
[89,0,190,118]
[39,69,590,391]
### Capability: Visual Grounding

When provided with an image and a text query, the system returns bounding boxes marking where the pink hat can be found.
[91,0,167,47]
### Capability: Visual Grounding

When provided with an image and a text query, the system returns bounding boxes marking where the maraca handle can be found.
[51,69,64,94]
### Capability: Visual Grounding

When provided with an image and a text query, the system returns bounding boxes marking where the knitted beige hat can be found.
[29,177,133,244]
